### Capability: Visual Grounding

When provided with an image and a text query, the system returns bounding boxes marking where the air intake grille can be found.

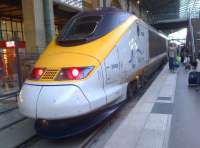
[41,69,59,80]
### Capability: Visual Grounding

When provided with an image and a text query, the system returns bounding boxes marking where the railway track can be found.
[0,64,165,148]
[0,98,24,132]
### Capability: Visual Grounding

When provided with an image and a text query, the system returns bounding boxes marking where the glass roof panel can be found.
[141,0,200,23]
[60,0,83,9]
[179,0,200,18]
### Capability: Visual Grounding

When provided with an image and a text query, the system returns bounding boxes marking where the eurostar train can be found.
[18,8,168,138]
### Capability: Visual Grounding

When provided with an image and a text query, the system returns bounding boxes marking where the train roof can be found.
[79,7,132,17]
[57,8,133,46]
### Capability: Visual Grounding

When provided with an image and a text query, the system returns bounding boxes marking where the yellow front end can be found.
[27,15,137,83]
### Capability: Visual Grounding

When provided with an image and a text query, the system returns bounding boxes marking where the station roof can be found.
[0,0,22,20]
[137,0,200,31]
[0,0,199,30]
[0,0,77,25]
[140,0,200,22]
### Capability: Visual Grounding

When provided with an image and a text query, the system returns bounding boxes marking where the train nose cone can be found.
[18,84,42,118]
[36,85,91,119]
[18,84,91,120]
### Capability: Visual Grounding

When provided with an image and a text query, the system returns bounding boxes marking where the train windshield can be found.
[56,8,131,46]
[66,16,101,38]
[57,16,102,46]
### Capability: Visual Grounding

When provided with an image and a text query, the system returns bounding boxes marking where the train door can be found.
[104,47,122,104]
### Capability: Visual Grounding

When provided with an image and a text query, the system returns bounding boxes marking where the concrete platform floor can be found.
[168,66,200,148]
[103,64,200,148]
[103,64,176,148]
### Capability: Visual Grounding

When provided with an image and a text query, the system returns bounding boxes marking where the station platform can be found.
[103,63,200,148]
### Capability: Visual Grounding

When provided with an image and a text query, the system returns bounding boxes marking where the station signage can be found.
[6,41,16,48]
[0,41,26,48]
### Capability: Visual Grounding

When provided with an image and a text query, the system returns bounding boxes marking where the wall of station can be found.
[0,18,24,41]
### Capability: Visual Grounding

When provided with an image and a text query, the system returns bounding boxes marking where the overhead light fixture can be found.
[137,0,140,5]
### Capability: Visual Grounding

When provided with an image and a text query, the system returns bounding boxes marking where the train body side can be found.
[18,14,167,120]
[101,19,167,105]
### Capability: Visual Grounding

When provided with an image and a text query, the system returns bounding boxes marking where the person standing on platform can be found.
[180,45,185,63]
[175,54,181,68]
[168,43,177,72]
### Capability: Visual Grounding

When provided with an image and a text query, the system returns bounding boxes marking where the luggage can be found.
[188,71,200,86]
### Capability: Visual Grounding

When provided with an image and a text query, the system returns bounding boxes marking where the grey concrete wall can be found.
[22,0,55,53]
[43,0,55,44]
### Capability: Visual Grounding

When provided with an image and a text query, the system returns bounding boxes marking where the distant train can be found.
[18,8,168,138]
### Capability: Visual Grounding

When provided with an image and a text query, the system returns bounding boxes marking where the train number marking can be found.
[111,64,119,69]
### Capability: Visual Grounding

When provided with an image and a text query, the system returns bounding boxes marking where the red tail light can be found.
[30,68,45,80]
[57,67,94,80]
[69,68,81,79]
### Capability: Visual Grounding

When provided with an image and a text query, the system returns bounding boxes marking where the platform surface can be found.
[103,63,200,148]
[168,66,200,148]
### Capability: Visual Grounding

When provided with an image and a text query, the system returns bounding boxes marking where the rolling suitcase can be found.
[188,71,200,86]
